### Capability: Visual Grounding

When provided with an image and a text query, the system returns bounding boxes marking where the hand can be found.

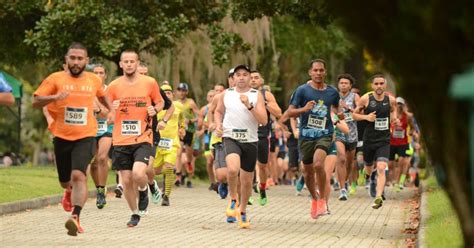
[393,118,401,126]
[284,131,291,139]
[55,91,69,101]
[147,106,157,116]
[157,120,166,130]
[106,111,115,124]
[339,100,349,110]
[336,112,345,120]
[196,129,205,137]
[216,125,223,137]
[208,122,216,132]
[93,101,101,113]
[294,129,299,139]
[112,100,121,110]
[240,94,250,109]
[304,100,316,111]
[366,111,376,122]
[178,128,186,139]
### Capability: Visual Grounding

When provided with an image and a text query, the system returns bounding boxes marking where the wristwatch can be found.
[161,119,168,124]
[247,104,254,111]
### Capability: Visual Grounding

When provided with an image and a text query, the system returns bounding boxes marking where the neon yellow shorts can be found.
[153,147,178,168]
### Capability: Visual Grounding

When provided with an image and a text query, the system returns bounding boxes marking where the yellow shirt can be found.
[157,101,184,142]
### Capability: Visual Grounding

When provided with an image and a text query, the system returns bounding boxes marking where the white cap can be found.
[396,97,405,105]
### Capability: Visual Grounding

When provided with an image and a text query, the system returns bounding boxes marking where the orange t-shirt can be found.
[34,71,105,141]
[107,75,163,146]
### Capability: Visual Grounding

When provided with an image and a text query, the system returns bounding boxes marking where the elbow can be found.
[32,100,41,109]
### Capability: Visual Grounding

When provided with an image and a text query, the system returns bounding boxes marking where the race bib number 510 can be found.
[121,120,141,136]
[65,107,87,126]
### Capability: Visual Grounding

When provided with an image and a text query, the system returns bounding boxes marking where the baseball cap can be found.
[233,64,251,74]
[396,97,405,105]
[228,68,235,78]
[177,82,189,91]
[161,85,173,91]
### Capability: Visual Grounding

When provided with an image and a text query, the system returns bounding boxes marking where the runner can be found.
[249,70,282,206]
[334,73,360,200]
[107,50,164,226]
[389,97,415,191]
[90,64,113,209]
[175,82,199,188]
[32,43,114,236]
[285,59,341,219]
[215,64,267,228]
[198,89,218,192]
[354,74,399,209]
[153,84,185,206]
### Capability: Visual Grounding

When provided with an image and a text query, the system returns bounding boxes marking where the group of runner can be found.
[33,42,421,235]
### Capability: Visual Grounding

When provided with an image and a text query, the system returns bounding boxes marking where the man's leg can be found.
[335,141,347,193]
[376,161,387,198]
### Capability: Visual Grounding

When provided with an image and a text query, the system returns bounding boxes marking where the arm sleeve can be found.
[160,88,172,110]
[34,76,56,96]
[289,87,302,107]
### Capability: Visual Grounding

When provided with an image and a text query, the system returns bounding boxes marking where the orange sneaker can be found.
[237,211,251,229]
[65,215,83,236]
[317,199,329,217]
[310,199,318,219]
[61,190,72,212]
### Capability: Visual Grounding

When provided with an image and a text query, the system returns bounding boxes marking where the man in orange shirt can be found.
[107,50,164,227]
[33,42,114,236]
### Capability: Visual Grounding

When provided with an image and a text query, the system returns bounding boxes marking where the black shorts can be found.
[389,144,410,160]
[300,136,332,165]
[181,131,194,146]
[356,140,364,154]
[287,144,299,168]
[223,138,258,172]
[270,137,277,153]
[212,142,226,169]
[335,139,357,151]
[53,137,96,183]
[363,142,390,165]
[257,137,269,164]
[277,151,286,159]
[112,142,153,170]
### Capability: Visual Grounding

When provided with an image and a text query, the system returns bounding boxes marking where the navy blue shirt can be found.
[289,83,340,140]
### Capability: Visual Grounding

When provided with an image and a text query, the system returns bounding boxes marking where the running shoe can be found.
[333,181,340,191]
[226,199,238,218]
[138,189,149,216]
[186,180,193,188]
[253,183,259,194]
[61,190,72,212]
[369,172,377,198]
[65,215,83,236]
[161,194,170,206]
[212,183,219,193]
[248,196,254,205]
[218,183,228,199]
[127,214,140,227]
[114,184,123,198]
[238,212,250,229]
[151,180,163,204]
[317,199,329,217]
[259,189,268,206]
[349,182,357,195]
[96,188,107,209]
[295,177,304,196]
[338,188,348,201]
[372,197,383,209]
[208,183,214,191]
[310,199,318,219]
[357,169,366,186]
[174,179,181,187]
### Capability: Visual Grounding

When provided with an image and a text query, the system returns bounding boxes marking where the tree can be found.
[231,0,474,245]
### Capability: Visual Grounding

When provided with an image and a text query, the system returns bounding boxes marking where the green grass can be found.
[0,165,117,203]
[424,177,464,247]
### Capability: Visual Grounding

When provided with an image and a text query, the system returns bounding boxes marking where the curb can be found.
[417,183,429,248]
[0,185,117,215]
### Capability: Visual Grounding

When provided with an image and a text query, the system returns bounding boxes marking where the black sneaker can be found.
[96,188,107,209]
[253,183,259,194]
[138,189,149,216]
[127,214,140,227]
[174,179,181,187]
[208,183,214,191]
[161,194,170,206]
[115,184,123,198]
[186,180,193,188]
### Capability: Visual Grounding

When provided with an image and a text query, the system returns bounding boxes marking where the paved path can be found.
[0,184,414,247]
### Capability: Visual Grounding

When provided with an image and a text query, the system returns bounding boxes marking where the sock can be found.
[164,167,174,197]
[72,205,82,217]
[300,175,305,184]
[370,170,377,181]
[115,174,119,184]
[259,183,266,190]
[260,189,267,198]
[351,182,357,188]
[399,174,406,185]
[241,212,246,216]
[138,185,148,191]
[149,182,157,194]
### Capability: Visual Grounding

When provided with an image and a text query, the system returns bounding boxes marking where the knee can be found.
[314,160,324,170]
[228,167,239,177]
[121,174,133,186]
[338,155,347,166]
[71,170,86,182]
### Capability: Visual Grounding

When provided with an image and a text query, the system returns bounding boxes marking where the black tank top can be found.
[363,93,391,145]
[258,88,272,138]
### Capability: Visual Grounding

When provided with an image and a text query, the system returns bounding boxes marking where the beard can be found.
[375,89,384,95]
[68,64,85,77]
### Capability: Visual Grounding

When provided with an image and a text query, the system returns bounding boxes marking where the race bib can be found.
[158,138,173,150]
[65,107,87,126]
[231,129,249,142]
[393,129,405,139]
[307,115,327,130]
[374,118,389,131]
[97,120,108,133]
[121,120,141,136]
[357,140,363,148]
[344,112,354,122]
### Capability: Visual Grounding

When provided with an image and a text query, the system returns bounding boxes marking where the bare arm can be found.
[189,99,200,122]
[214,93,225,136]
[0,93,15,106]
[251,92,268,125]
[42,106,54,126]
[389,96,399,125]
[265,91,282,119]
[197,106,207,130]
[207,93,221,131]
[32,92,67,109]
[352,94,375,122]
